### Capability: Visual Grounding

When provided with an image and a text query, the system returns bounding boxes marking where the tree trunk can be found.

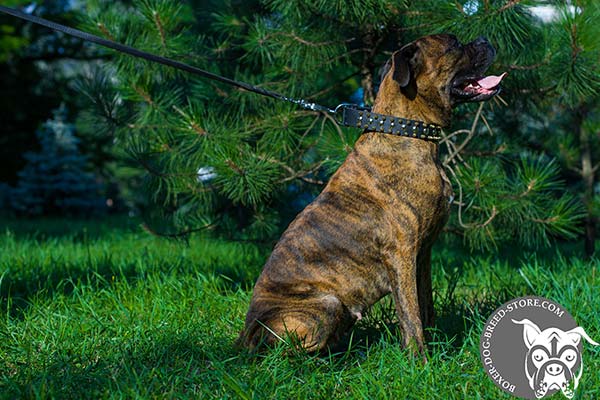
[577,107,596,257]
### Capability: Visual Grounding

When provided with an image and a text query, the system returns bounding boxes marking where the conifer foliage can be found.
[11,105,105,216]
[79,0,598,252]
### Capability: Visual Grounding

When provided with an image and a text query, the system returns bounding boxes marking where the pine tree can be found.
[78,0,597,251]
[1,0,105,185]
[531,0,600,256]
[10,105,105,216]
[0,0,30,62]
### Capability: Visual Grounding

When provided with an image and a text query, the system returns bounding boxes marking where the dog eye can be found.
[563,351,577,362]
[532,350,546,362]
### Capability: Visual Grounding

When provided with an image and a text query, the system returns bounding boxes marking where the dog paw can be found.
[561,383,575,399]
[535,383,548,399]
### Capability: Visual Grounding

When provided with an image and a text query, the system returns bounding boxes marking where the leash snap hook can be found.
[332,104,348,124]
[333,103,372,125]
[333,103,370,125]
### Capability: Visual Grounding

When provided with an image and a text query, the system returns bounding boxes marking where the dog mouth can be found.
[451,72,507,103]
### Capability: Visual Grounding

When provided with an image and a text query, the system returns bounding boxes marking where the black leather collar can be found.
[337,105,442,141]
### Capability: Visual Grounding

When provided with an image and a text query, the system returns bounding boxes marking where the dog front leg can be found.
[385,249,426,360]
[417,245,434,338]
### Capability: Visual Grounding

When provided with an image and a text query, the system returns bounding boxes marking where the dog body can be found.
[241,34,504,354]
[243,133,451,352]
[512,319,599,399]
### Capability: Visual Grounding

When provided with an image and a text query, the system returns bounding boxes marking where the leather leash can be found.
[0,5,442,141]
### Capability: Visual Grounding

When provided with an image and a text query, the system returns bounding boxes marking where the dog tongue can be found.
[476,72,507,89]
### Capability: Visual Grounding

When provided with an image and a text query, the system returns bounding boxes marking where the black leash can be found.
[0,5,442,141]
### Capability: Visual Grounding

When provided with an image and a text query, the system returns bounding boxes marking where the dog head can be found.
[512,319,599,399]
[376,34,506,126]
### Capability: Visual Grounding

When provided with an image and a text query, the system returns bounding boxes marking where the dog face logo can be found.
[512,319,599,399]
[480,296,598,399]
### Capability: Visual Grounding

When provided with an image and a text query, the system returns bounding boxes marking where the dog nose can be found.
[469,36,496,58]
[546,363,564,376]
[473,36,489,46]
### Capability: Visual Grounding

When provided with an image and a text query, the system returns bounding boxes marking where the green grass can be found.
[0,216,598,399]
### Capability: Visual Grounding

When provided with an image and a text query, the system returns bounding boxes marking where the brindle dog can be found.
[239,34,505,356]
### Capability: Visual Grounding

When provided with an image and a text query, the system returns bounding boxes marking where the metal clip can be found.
[333,103,371,125]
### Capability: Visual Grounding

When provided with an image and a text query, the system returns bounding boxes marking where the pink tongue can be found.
[476,72,508,89]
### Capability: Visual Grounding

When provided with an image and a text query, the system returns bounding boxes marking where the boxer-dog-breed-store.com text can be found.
[239,34,507,358]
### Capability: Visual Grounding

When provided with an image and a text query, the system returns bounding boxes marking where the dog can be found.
[239,34,506,356]
[512,319,599,399]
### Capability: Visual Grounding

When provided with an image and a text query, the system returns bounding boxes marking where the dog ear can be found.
[378,59,392,87]
[565,326,600,346]
[390,42,421,88]
[512,319,542,349]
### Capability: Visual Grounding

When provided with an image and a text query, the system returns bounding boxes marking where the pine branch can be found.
[152,11,167,50]
[310,49,366,72]
[497,0,522,13]
[141,221,216,238]
[307,71,361,99]
[268,32,354,48]
[80,0,592,246]
[504,57,551,71]
[132,85,156,107]
[96,22,115,41]
[276,159,327,185]
[135,156,196,179]
[462,144,507,157]
[443,103,485,167]
[172,106,207,136]
[517,85,557,95]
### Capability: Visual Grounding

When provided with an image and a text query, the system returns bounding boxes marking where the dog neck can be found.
[371,75,452,128]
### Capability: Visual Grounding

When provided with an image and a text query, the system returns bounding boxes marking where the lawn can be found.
[0,216,598,399]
